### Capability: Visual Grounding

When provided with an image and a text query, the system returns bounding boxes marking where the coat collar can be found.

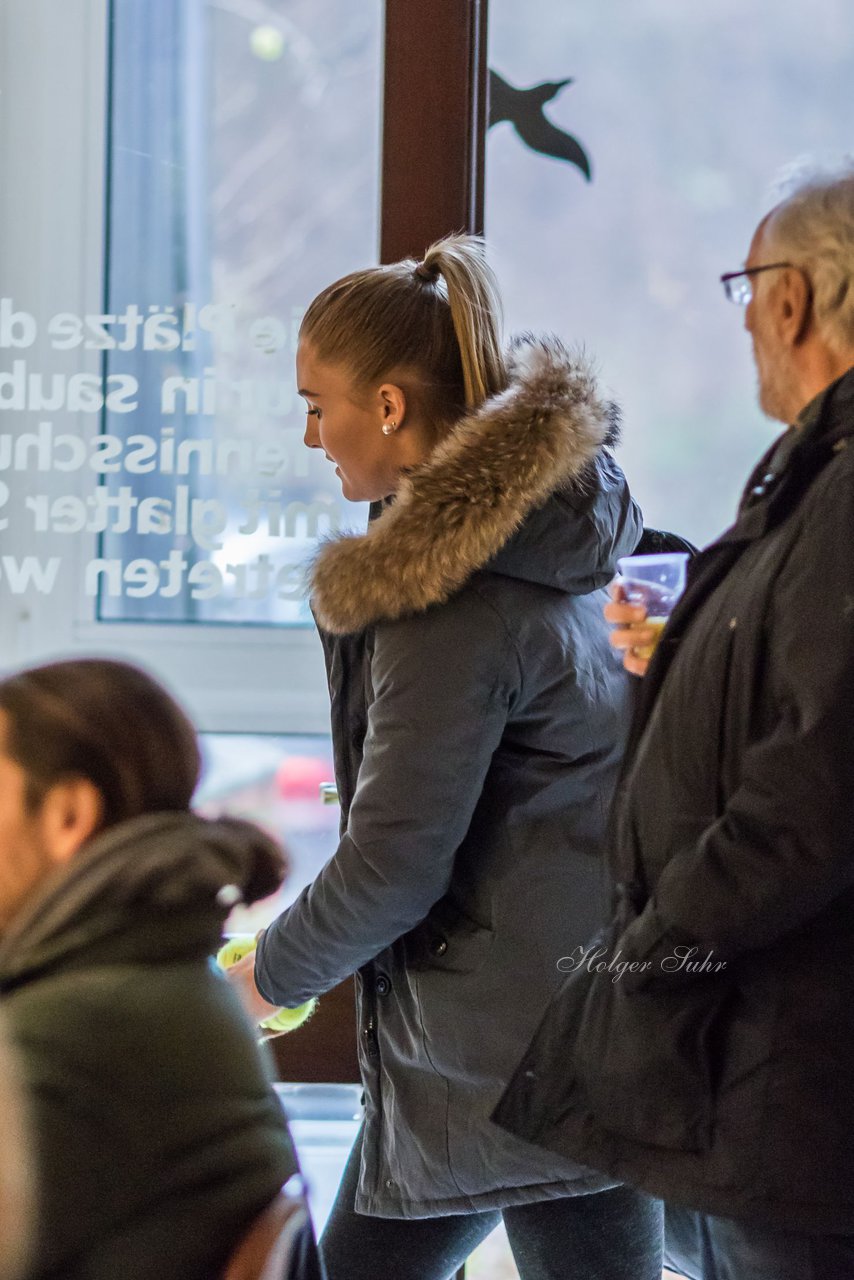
[716,362,854,550]
[623,363,854,768]
[310,335,618,635]
[0,812,284,987]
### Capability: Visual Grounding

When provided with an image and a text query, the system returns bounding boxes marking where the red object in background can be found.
[274,756,333,801]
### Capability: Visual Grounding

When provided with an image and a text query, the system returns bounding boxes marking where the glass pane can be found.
[487,1,853,547]
[0,0,381,641]
[99,0,380,623]
[196,732,338,932]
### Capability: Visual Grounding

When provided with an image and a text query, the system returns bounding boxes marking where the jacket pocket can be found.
[403,897,495,976]
[572,958,734,1152]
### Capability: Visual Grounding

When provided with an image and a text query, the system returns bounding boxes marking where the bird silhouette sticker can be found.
[488,69,592,181]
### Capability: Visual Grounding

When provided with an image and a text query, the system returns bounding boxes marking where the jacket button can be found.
[375,973,391,996]
[430,936,448,956]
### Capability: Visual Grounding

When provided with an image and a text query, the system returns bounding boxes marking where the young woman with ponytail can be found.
[236,236,662,1278]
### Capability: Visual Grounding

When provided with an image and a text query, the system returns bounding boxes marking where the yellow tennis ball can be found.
[217,935,318,1034]
[216,935,257,969]
[259,999,318,1034]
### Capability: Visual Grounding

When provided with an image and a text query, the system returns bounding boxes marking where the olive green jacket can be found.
[0,813,297,1280]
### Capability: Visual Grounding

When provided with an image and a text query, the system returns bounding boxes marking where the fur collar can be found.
[310,334,617,635]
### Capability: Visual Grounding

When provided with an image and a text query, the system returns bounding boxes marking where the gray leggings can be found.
[319,1127,663,1280]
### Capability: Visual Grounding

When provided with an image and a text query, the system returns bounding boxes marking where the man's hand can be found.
[604,581,658,676]
[223,949,282,1025]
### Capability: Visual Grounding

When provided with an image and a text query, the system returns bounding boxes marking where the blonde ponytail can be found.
[416,235,507,408]
[300,233,507,434]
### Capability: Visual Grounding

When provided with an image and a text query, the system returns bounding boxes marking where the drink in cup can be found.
[614,552,689,660]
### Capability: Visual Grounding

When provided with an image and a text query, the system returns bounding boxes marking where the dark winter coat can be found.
[0,813,298,1280]
[495,365,854,1234]
[255,336,642,1217]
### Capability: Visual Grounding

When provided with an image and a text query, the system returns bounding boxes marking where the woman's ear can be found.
[377,382,407,429]
[38,779,104,865]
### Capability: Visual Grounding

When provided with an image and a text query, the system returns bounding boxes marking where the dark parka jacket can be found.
[0,813,298,1280]
[255,337,642,1217]
[495,366,854,1235]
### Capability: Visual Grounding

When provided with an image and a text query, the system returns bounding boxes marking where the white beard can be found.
[754,336,801,425]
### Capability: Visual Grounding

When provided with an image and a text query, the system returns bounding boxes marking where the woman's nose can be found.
[304,419,321,449]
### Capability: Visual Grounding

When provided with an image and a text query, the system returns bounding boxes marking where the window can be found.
[0,0,382,730]
[197,730,338,932]
[100,0,380,624]
[487,0,854,547]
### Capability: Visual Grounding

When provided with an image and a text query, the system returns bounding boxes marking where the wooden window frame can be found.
[381,0,488,262]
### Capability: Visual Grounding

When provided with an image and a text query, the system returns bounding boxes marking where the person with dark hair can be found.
[0,658,305,1280]
[227,235,662,1279]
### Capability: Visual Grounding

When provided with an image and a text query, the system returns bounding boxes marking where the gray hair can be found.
[763,161,854,357]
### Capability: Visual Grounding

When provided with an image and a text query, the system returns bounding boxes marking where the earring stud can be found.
[382,420,397,435]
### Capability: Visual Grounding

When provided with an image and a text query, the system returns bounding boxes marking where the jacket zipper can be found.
[361,984,386,1202]
[363,1009,380,1060]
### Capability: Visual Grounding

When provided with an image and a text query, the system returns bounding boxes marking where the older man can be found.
[495,166,854,1279]
[0,658,305,1280]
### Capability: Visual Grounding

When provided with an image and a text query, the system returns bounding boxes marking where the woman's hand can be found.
[223,950,282,1025]
[604,582,658,677]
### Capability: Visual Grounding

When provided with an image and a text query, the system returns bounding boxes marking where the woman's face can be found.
[297,341,402,503]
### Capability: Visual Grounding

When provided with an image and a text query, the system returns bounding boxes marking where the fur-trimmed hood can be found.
[310,335,640,635]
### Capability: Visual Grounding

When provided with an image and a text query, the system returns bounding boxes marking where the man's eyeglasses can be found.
[720,262,794,306]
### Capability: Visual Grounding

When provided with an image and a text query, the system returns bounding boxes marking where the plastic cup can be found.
[615,552,689,658]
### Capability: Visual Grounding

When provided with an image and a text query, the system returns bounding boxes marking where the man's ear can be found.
[776,267,812,346]
[38,779,104,865]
